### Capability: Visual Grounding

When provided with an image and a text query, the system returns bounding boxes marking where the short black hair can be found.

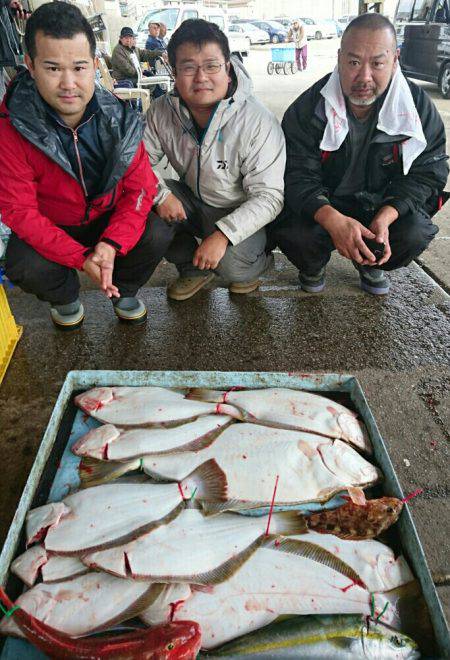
[25,1,96,60]
[343,13,397,48]
[167,18,230,69]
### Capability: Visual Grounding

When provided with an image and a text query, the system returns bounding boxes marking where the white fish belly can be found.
[139,583,192,626]
[86,509,267,580]
[75,386,218,425]
[41,555,88,582]
[297,532,414,593]
[43,483,182,553]
[109,415,231,460]
[224,389,367,449]
[175,547,380,649]
[145,425,377,504]
[0,572,153,638]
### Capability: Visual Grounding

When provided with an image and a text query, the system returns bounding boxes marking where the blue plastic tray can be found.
[0,370,448,658]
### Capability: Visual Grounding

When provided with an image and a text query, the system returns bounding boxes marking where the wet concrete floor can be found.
[1,252,449,633]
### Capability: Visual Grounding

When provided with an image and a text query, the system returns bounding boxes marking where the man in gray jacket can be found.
[143,19,285,300]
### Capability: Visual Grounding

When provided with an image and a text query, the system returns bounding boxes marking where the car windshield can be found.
[137,7,178,31]
[239,23,258,31]
[300,17,314,25]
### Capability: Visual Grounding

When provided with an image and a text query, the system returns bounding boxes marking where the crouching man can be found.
[270,13,448,295]
[143,19,285,300]
[0,2,167,328]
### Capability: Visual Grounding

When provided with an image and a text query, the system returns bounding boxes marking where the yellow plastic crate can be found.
[0,284,22,385]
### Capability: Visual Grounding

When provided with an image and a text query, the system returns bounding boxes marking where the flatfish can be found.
[84,508,306,584]
[173,538,396,649]
[0,572,163,638]
[27,483,184,554]
[145,424,380,511]
[72,415,232,461]
[187,388,370,453]
[75,386,237,426]
[11,546,87,586]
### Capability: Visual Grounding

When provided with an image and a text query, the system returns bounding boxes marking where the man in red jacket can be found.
[0,1,169,328]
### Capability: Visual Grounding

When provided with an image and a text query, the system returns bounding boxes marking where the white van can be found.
[135,3,249,59]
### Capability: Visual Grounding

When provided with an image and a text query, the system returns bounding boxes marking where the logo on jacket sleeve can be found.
[217,160,228,170]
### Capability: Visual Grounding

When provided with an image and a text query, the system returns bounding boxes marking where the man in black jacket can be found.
[271,13,448,295]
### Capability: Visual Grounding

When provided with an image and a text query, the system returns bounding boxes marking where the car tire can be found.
[439,62,450,99]
[267,61,274,75]
[271,35,279,44]
[315,31,322,40]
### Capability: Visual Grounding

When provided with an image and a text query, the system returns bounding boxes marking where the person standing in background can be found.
[145,21,162,51]
[288,19,307,72]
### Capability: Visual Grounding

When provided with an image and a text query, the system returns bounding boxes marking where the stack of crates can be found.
[0,285,22,386]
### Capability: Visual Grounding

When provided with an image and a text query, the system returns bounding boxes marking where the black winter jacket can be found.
[282,73,449,219]
[0,0,21,67]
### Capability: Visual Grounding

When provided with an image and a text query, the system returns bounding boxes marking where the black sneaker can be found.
[298,267,326,293]
[355,264,390,295]
[112,297,147,324]
[50,299,84,330]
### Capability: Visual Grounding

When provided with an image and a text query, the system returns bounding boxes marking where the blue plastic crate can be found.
[271,46,295,62]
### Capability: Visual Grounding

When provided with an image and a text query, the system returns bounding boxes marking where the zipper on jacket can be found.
[72,130,89,199]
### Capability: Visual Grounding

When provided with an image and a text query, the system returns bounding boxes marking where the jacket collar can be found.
[3,69,143,194]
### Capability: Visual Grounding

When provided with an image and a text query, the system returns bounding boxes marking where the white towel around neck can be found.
[319,65,427,174]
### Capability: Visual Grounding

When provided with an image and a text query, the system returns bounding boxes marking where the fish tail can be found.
[79,457,140,488]
[186,389,226,403]
[269,512,308,536]
[181,458,228,503]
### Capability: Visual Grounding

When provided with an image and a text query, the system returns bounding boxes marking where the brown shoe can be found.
[167,273,215,301]
[228,280,260,294]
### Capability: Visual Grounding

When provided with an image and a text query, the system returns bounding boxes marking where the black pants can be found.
[268,202,439,276]
[5,212,171,305]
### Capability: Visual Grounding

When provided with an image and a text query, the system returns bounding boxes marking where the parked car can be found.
[322,19,339,37]
[134,4,249,59]
[229,22,270,45]
[337,14,357,26]
[272,16,292,29]
[242,19,288,43]
[298,17,336,40]
[396,0,450,98]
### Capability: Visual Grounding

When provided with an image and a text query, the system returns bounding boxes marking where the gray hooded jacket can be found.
[143,56,285,245]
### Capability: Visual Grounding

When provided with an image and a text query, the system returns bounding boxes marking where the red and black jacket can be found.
[0,70,158,270]
[282,73,449,220]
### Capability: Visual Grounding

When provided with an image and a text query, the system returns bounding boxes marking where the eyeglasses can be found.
[176,62,227,77]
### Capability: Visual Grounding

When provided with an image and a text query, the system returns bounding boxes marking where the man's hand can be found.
[83,242,119,298]
[315,206,378,265]
[193,230,229,270]
[368,205,398,265]
[156,193,187,223]
[9,1,26,19]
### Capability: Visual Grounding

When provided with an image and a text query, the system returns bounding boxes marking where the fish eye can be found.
[390,635,406,647]
[166,642,175,650]
[387,507,394,513]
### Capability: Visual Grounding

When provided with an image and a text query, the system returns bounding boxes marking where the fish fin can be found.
[347,486,367,506]
[269,512,308,536]
[78,457,140,488]
[141,537,265,586]
[153,418,234,456]
[183,459,228,502]
[186,388,226,403]
[264,537,365,587]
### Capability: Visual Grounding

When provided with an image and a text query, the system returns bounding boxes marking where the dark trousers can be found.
[5,212,170,305]
[269,202,439,276]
